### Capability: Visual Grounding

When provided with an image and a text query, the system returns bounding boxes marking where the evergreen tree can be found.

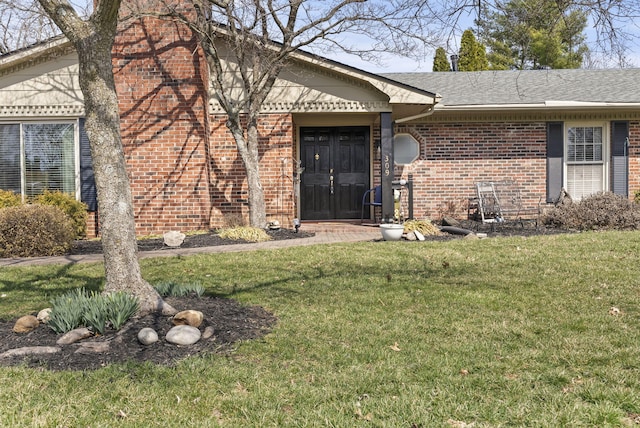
[477,0,588,69]
[433,47,451,71]
[458,29,489,71]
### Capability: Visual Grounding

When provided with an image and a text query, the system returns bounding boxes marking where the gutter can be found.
[395,105,436,123]
[433,101,640,111]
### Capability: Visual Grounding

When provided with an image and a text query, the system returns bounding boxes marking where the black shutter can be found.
[546,122,564,203]
[611,121,629,197]
[79,118,97,211]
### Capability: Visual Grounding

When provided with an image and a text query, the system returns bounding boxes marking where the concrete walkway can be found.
[0,222,382,267]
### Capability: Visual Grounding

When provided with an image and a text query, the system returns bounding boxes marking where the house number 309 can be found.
[383,154,391,176]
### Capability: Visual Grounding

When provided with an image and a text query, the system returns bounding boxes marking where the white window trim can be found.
[0,119,81,201]
[563,121,609,199]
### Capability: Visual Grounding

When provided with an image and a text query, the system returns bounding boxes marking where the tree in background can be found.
[433,47,451,71]
[476,0,588,69]
[458,29,489,71]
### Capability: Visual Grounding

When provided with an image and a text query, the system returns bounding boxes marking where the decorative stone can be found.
[37,308,52,323]
[13,315,39,333]
[57,327,92,345]
[172,310,204,328]
[405,231,417,241]
[166,325,201,346]
[75,342,110,354]
[163,230,186,247]
[414,230,426,241]
[0,346,61,358]
[442,217,462,227]
[464,233,479,240]
[138,327,159,345]
[202,326,215,339]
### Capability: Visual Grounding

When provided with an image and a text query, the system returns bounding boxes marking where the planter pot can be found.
[380,224,405,241]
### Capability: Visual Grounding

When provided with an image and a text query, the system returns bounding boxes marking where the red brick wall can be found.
[395,122,549,220]
[394,120,640,221]
[208,113,295,228]
[112,15,212,235]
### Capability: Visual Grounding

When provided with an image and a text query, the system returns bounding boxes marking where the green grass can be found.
[2,231,640,426]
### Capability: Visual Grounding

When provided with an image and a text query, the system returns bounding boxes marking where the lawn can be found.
[1,231,640,426]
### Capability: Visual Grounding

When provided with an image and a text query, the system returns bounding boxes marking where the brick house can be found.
[1,14,639,236]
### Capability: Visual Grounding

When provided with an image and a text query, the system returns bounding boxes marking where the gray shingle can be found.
[383,69,640,106]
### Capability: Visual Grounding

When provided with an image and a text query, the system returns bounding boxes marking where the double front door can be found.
[300,127,370,220]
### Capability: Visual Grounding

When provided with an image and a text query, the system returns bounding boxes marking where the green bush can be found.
[0,204,75,258]
[543,191,640,231]
[0,190,22,209]
[218,226,272,243]
[33,190,88,238]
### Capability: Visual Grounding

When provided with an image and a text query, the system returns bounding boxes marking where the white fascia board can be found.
[0,36,71,70]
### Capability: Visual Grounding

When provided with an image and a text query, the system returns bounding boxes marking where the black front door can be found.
[300,127,369,220]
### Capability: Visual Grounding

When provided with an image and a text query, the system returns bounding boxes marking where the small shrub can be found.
[48,289,90,334]
[0,204,75,258]
[218,226,272,243]
[543,191,640,231]
[105,292,139,330]
[222,213,247,227]
[0,190,22,209]
[403,219,442,236]
[33,190,88,238]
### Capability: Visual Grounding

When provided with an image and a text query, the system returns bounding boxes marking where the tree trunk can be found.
[75,40,175,316]
[227,116,267,228]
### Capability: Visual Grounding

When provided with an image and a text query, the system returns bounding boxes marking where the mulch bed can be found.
[0,296,277,371]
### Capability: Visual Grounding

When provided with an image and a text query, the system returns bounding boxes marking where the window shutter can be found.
[79,119,97,211]
[611,121,629,197]
[546,122,564,203]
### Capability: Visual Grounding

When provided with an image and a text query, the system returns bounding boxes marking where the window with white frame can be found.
[0,121,78,200]
[565,123,607,200]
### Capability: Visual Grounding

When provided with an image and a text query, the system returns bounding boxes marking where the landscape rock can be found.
[405,231,417,241]
[163,230,186,247]
[166,325,201,346]
[172,310,204,328]
[202,326,215,339]
[442,217,462,227]
[464,233,479,240]
[13,315,39,333]
[414,230,426,241]
[37,308,52,323]
[75,342,110,354]
[138,327,159,345]
[57,327,92,345]
[0,346,60,358]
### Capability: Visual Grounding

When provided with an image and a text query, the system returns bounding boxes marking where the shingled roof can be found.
[383,69,640,107]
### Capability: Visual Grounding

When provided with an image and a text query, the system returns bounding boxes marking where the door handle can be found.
[330,175,334,194]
